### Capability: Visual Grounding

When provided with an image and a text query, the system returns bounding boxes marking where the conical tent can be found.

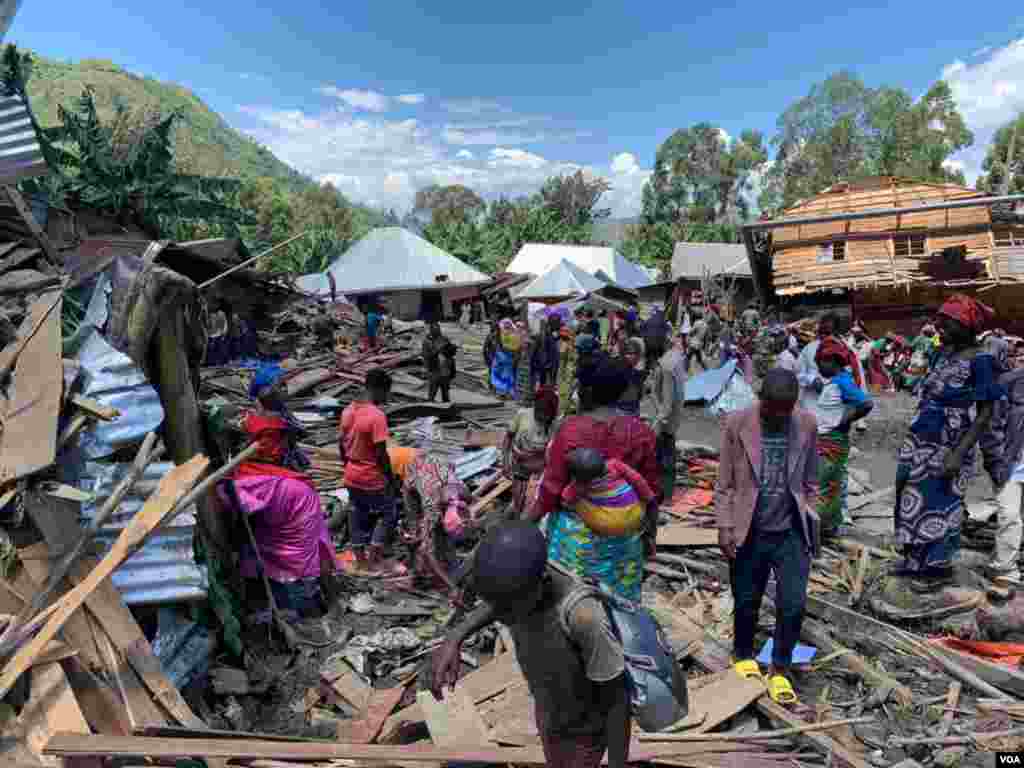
[506,243,651,290]
[514,258,607,300]
[296,227,490,296]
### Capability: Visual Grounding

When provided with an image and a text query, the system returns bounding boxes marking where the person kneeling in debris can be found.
[402,452,474,603]
[432,522,630,768]
[717,369,818,704]
[340,368,400,572]
[222,365,332,620]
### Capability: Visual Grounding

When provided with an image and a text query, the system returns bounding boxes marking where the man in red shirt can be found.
[340,369,398,569]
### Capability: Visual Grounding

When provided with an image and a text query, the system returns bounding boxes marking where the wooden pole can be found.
[197,231,309,291]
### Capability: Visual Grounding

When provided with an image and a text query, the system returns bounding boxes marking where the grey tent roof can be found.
[296,227,490,296]
[514,259,607,300]
[507,243,651,290]
[671,243,752,280]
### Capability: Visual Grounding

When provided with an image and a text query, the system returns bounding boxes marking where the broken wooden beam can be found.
[0,455,209,698]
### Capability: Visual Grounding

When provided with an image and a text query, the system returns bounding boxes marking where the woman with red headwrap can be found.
[814,338,874,536]
[895,294,1004,580]
[505,385,560,518]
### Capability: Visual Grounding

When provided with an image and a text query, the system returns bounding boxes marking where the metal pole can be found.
[742,193,1024,233]
[197,231,310,291]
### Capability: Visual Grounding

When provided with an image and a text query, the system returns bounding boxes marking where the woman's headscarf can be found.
[249,363,284,401]
[815,335,864,387]
[499,318,515,331]
[938,294,994,332]
[534,385,559,424]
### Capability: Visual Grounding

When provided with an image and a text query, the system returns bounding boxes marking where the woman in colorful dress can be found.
[905,323,940,391]
[504,385,560,518]
[223,365,331,619]
[490,319,518,398]
[527,358,660,602]
[814,338,874,537]
[556,325,577,417]
[895,295,1003,580]
[401,452,472,603]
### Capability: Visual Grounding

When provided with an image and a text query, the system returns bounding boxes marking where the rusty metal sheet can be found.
[0,290,62,481]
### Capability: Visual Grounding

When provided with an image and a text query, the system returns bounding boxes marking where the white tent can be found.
[506,243,651,290]
[296,227,490,296]
[513,258,607,300]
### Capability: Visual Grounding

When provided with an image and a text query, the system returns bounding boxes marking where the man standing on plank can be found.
[716,368,819,705]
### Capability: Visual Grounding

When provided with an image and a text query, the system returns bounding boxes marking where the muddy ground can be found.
[192,388,1006,767]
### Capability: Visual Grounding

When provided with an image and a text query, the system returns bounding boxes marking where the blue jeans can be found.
[347,487,398,548]
[730,525,810,671]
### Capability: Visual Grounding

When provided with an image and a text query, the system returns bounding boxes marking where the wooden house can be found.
[744,177,1024,335]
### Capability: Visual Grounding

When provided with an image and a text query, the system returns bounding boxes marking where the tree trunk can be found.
[153,306,230,557]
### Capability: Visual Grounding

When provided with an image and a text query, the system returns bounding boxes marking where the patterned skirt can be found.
[817,430,849,535]
[546,508,644,602]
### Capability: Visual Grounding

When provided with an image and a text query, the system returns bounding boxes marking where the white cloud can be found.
[487,148,548,170]
[317,86,390,112]
[397,93,426,105]
[610,152,640,175]
[442,98,505,115]
[942,38,1024,181]
[238,103,651,216]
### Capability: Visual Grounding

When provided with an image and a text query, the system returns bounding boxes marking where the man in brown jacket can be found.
[716,369,819,704]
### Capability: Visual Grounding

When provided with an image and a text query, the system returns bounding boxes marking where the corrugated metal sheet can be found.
[0,93,46,184]
[79,461,206,605]
[297,227,489,296]
[671,243,752,279]
[507,243,651,290]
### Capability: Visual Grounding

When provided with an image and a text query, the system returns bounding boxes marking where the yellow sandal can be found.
[733,659,763,681]
[767,674,797,704]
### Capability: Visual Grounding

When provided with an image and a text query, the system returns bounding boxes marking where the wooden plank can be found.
[382,649,523,736]
[938,682,961,738]
[658,525,719,548]
[4,186,59,267]
[70,395,119,421]
[22,528,199,729]
[44,733,748,765]
[13,661,90,766]
[14,561,103,674]
[681,673,765,735]
[323,667,371,712]
[469,478,513,517]
[60,656,133,736]
[667,609,870,768]
[343,680,412,744]
[0,456,209,700]
[0,291,62,481]
[418,689,493,747]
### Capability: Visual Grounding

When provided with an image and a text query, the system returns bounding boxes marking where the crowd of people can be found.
[220,289,1024,768]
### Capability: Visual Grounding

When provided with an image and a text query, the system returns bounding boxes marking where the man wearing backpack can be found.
[431,521,631,768]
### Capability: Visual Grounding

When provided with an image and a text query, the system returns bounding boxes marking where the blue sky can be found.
[9,1,1024,215]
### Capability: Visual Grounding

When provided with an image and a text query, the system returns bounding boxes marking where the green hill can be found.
[23,52,312,192]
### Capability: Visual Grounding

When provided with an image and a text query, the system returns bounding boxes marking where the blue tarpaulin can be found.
[684,360,737,403]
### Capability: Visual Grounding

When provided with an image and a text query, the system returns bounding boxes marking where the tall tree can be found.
[761,73,973,214]
[539,170,611,229]
[642,123,767,226]
[413,184,485,226]
[978,114,1024,195]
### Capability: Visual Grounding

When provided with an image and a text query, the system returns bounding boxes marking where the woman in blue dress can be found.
[895,294,1003,580]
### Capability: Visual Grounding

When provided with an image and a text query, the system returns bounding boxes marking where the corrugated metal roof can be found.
[79,461,206,605]
[506,243,651,290]
[297,227,490,296]
[514,259,606,299]
[671,242,752,279]
[0,94,46,184]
